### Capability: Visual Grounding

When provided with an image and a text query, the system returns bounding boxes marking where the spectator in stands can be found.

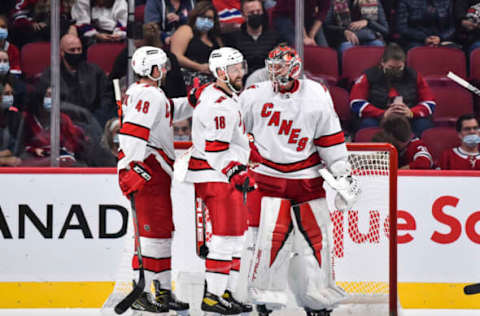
[396,0,457,50]
[0,15,21,76]
[0,50,27,108]
[9,0,75,47]
[223,0,283,77]
[273,0,330,47]
[144,0,194,45]
[350,43,435,137]
[22,86,86,166]
[212,0,244,33]
[110,22,187,98]
[0,79,22,166]
[455,0,480,54]
[324,0,388,55]
[372,114,434,169]
[173,118,191,141]
[38,34,116,128]
[440,114,480,170]
[72,0,127,47]
[98,117,120,166]
[170,1,222,87]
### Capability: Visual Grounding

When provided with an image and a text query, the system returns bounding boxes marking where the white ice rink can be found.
[0,309,478,316]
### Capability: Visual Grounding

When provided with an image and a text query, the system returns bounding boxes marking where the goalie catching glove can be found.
[222,161,256,194]
[320,160,360,211]
[119,161,153,196]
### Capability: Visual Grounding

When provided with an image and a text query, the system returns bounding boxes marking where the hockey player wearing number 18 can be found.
[116,46,191,314]
[238,44,360,316]
[184,47,254,315]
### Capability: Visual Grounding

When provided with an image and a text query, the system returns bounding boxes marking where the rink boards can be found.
[0,168,479,309]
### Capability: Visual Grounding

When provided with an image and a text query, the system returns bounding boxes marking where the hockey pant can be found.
[246,197,348,310]
[132,155,173,291]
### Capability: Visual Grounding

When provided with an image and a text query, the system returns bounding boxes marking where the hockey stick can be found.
[464,283,480,295]
[114,193,145,314]
[447,72,480,96]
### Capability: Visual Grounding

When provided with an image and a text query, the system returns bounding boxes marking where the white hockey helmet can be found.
[131,46,170,81]
[209,47,247,92]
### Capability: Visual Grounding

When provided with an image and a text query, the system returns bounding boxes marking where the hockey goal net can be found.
[102,142,398,316]
[327,143,398,316]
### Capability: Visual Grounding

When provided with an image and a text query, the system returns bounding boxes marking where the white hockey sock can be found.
[154,270,172,290]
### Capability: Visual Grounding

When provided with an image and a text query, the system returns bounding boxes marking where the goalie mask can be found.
[265,44,302,92]
[209,47,247,93]
[131,46,171,83]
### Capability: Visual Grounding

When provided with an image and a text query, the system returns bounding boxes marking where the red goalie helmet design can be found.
[265,44,302,91]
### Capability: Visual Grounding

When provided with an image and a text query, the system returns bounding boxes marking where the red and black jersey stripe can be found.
[147,145,174,169]
[205,140,230,152]
[118,150,125,160]
[118,122,150,141]
[188,156,214,171]
[314,131,345,148]
[261,152,321,173]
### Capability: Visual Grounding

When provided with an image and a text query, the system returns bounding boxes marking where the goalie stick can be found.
[447,72,480,96]
[114,193,146,314]
[464,283,480,295]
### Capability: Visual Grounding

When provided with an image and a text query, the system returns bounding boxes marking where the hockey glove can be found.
[118,161,153,196]
[222,161,256,193]
[320,160,360,212]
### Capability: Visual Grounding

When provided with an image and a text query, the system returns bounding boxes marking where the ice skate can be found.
[153,280,189,315]
[201,290,242,315]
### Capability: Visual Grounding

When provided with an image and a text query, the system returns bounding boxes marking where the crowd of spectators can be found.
[0,0,478,170]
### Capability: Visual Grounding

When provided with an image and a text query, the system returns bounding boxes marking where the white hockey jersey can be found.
[240,79,348,179]
[185,84,250,183]
[117,82,192,176]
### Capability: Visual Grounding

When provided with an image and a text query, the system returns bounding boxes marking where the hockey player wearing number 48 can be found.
[116,46,191,314]
[238,44,360,316]
[184,47,254,315]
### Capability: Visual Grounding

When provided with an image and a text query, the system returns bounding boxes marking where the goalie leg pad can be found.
[235,227,257,302]
[289,199,348,310]
[248,197,293,309]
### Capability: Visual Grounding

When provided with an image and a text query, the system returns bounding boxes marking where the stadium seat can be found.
[21,41,51,83]
[304,46,339,85]
[470,48,480,82]
[430,85,473,125]
[354,127,382,142]
[87,42,126,75]
[342,46,385,87]
[407,46,466,83]
[421,127,460,164]
[135,4,145,22]
[329,86,351,128]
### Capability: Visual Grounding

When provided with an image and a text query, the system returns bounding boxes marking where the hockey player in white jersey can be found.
[184,47,254,315]
[238,44,360,316]
[117,46,191,314]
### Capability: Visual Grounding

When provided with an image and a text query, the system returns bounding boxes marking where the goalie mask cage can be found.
[102,142,398,316]
[330,142,398,316]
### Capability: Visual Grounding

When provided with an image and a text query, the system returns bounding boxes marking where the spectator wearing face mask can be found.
[173,118,191,141]
[0,79,22,166]
[223,0,283,77]
[349,43,435,137]
[0,49,26,108]
[440,114,480,170]
[38,34,115,128]
[0,15,21,76]
[22,86,86,166]
[170,1,223,88]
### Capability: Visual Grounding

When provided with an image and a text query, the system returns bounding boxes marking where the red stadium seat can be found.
[87,42,126,75]
[407,47,466,83]
[421,127,460,164]
[135,4,145,22]
[329,86,351,128]
[342,46,385,86]
[470,48,480,82]
[430,85,473,125]
[21,41,51,83]
[304,46,339,85]
[354,127,382,142]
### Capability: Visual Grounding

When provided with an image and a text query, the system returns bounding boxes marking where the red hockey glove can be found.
[118,161,152,196]
[222,161,256,193]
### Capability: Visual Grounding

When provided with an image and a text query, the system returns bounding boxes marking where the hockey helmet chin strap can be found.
[218,67,241,94]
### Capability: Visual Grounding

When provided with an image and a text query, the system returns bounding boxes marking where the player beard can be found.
[230,77,243,91]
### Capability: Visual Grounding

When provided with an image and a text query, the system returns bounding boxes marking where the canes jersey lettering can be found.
[240,79,347,179]
[185,84,250,183]
[117,82,192,175]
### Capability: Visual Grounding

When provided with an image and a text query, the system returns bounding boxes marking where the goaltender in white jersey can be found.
[238,44,360,316]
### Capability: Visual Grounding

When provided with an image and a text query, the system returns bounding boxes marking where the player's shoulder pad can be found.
[188,83,211,108]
